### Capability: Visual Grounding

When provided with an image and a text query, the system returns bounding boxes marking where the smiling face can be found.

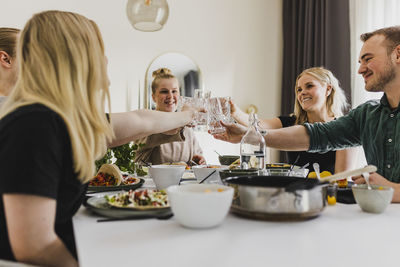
[152,78,180,112]
[296,74,331,113]
[358,34,396,92]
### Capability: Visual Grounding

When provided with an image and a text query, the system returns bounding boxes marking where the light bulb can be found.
[126,0,169,32]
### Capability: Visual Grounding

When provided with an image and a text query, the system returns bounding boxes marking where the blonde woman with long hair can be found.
[229,67,356,174]
[0,11,197,266]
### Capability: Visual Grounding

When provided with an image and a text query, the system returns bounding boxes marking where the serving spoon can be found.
[286,165,378,191]
[313,163,321,180]
[362,172,372,190]
[214,150,222,157]
[319,165,377,183]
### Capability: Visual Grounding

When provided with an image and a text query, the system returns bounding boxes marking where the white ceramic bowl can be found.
[192,165,228,184]
[149,165,186,190]
[167,184,234,228]
[352,184,394,214]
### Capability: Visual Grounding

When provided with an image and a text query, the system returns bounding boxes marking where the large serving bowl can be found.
[167,184,234,228]
[224,175,326,220]
[352,184,393,214]
[149,165,186,190]
[192,165,228,184]
[218,155,240,166]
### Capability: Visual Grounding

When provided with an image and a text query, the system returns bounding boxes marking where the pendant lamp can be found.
[126,0,169,32]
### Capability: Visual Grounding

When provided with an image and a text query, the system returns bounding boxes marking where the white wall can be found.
[1,0,283,163]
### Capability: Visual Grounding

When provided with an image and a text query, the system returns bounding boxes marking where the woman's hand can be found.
[210,121,247,144]
[192,154,206,165]
[163,128,182,135]
[182,103,207,127]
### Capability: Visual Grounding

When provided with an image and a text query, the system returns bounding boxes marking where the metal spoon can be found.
[300,163,309,169]
[214,150,222,157]
[288,155,301,176]
[362,172,372,190]
[199,170,217,184]
[139,160,151,167]
[313,163,321,180]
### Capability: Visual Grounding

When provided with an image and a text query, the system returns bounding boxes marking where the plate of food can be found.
[88,164,144,192]
[85,189,171,218]
[106,189,169,210]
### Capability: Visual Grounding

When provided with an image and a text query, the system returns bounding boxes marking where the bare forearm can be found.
[265,125,310,151]
[391,183,400,203]
[259,118,283,130]
[233,109,249,127]
[16,238,77,267]
[4,195,78,267]
[334,148,358,173]
[109,109,193,147]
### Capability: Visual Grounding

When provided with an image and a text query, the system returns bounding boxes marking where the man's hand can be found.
[192,154,206,165]
[210,121,247,144]
[352,172,392,187]
[352,172,400,202]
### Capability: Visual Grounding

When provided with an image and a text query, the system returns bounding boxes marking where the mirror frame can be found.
[144,52,203,109]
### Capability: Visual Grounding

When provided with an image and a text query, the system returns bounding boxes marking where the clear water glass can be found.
[177,96,208,126]
[218,96,233,123]
[207,97,226,134]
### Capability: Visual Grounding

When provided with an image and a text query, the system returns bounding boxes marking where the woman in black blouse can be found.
[0,11,198,266]
[231,67,357,174]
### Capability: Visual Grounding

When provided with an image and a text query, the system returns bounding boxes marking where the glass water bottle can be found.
[240,112,266,170]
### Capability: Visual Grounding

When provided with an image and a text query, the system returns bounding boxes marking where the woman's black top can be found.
[278,115,336,174]
[0,104,87,261]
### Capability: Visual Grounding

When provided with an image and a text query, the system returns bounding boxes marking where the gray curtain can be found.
[280,0,351,162]
[281,0,351,117]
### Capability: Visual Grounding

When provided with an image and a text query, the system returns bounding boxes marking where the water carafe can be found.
[240,112,266,170]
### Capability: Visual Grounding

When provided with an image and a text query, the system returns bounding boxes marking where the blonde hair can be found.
[0,10,113,182]
[0,27,20,58]
[293,67,348,125]
[151,67,176,94]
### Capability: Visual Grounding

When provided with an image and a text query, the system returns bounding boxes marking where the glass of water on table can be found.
[207,97,233,134]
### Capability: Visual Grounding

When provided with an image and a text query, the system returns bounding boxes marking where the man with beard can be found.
[212,26,400,202]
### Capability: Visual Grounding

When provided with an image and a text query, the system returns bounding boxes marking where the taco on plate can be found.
[90,164,123,186]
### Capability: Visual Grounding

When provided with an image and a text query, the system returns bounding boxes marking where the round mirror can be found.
[144,52,203,109]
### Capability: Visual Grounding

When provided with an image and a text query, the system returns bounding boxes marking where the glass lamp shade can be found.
[126,0,169,32]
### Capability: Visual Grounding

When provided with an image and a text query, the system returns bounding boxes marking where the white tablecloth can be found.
[73,202,400,267]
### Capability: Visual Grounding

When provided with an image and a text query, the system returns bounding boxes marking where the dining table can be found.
[74,178,400,267]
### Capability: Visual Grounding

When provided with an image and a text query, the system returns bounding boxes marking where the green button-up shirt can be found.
[304,94,400,182]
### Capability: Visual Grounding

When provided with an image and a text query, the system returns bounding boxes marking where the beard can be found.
[366,61,396,92]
